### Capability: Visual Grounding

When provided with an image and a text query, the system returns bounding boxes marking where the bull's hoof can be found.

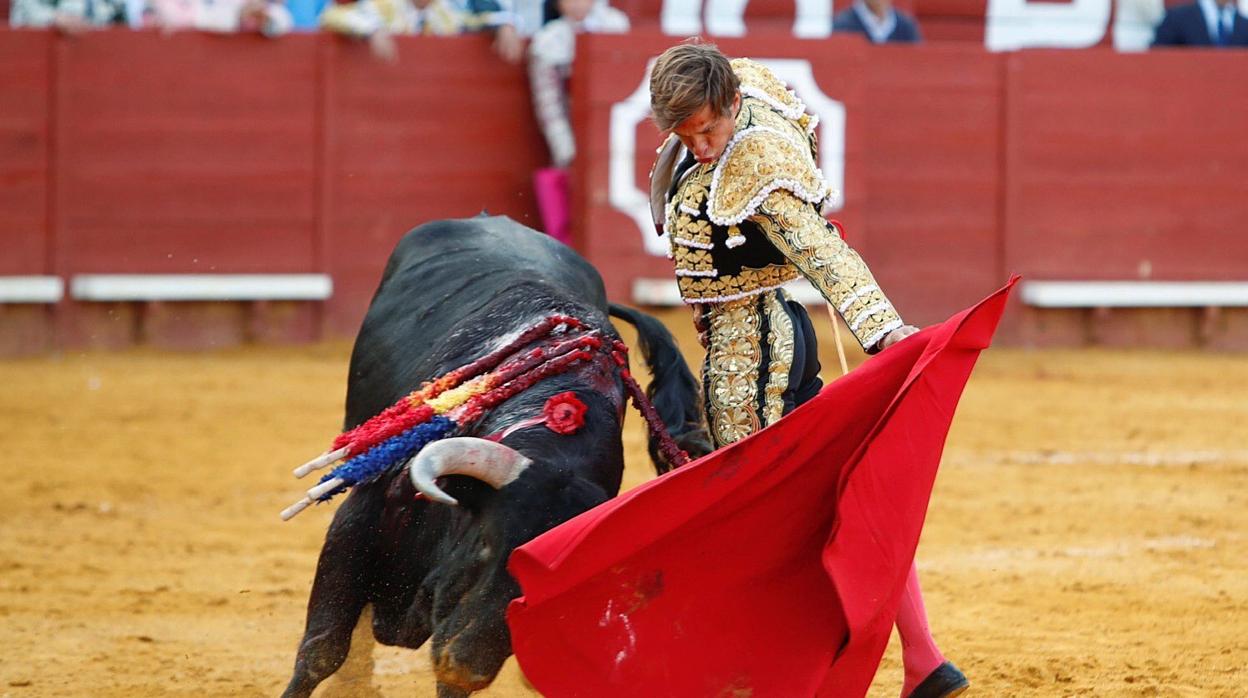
[433,651,495,695]
[906,661,969,698]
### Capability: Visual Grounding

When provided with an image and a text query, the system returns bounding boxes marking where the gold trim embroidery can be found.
[667,165,715,257]
[676,265,800,302]
[672,245,715,272]
[755,190,902,350]
[703,298,762,447]
[708,125,827,225]
[763,292,795,425]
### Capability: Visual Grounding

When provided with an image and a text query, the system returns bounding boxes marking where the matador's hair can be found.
[649,40,740,132]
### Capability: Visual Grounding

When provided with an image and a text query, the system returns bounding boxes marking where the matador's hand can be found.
[879,324,919,350]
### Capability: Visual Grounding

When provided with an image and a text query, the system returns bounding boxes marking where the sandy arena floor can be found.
[1,310,1245,697]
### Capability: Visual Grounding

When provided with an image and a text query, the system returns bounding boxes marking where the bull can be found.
[280,215,711,698]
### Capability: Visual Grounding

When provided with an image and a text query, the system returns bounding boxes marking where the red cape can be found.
[507,279,1015,698]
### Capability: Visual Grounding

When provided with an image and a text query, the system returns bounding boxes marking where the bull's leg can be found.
[320,605,383,698]
[281,486,385,698]
[436,683,472,698]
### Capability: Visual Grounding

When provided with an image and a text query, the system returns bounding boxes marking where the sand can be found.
[1,311,1245,697]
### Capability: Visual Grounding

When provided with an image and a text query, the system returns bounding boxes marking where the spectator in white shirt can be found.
[525,0,627,245]
[527,0,628,168]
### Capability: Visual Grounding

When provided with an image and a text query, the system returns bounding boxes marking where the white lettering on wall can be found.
[608,60,666,256]
[985,0,1111,50]
[1113,0,1164,51]
[704,0,751,35]
[793,0,833,37]
[660,0,703,35]
[608,59,846,257]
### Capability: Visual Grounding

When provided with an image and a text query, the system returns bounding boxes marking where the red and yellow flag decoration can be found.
[506,278,1016,698]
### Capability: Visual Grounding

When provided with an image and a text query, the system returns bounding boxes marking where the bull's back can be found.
[388,216,604,306]
[344,216,609,425]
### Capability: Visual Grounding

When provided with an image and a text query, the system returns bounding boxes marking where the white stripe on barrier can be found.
[70,274,333,302]
[0,276,64,303]
[1022,281,1248,308]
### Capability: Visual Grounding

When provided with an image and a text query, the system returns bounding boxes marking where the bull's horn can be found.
[409,437,533,506]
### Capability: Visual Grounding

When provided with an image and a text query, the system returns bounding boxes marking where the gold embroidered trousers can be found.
[696,289,823,449]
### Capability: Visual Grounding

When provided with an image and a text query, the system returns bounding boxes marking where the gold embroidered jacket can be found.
[658,59,904,352]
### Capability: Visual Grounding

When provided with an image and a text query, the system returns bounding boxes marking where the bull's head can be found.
[407,437,610,693]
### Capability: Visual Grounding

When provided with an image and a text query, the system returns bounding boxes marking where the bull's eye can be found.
[478,545,492,561]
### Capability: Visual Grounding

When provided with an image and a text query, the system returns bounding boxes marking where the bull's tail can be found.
[609,304,713,474]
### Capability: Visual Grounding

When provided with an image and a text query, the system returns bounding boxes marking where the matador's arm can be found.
[753,190,904,352]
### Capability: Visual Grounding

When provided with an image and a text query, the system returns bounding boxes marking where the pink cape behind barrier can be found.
[506,278,1017,698]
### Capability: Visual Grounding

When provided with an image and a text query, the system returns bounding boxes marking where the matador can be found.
[648,43,968,698]
[651,56,911,448]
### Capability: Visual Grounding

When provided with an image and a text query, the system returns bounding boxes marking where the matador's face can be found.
[671,92,740,165]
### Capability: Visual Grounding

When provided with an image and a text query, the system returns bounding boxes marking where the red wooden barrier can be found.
[49,31,324,348]
[1000,48,1248,348]
[0,30,544,350]
[1,29,1246,353]
[0,31,53,355]
[1003,49,1248,282]
[858,43,1004,326]
[321,34,548,335]
[0,31,49,278]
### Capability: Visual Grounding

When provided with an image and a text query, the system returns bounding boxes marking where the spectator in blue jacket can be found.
[1152,0,1248,46]
[832,0,921,43]
[286,0,328,29]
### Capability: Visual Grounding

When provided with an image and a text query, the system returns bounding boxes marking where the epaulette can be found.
[730,58,807,121]
[707,126,830,226]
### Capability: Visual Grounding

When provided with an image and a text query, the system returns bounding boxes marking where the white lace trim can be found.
[672,236,714,250]
[725,235,746,248]
[707,125,830,226]
[679,203,701,217]
[675,268,718,278]
[740,85,807,121]
[708,178,831,226]
[806,114,819,134]
[863,319,904,351]
[850,301,895,332]
[838,284,879,314]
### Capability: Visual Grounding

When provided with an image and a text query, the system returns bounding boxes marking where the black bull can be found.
[282,216,712,697]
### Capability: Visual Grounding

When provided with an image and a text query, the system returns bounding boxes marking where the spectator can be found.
[285,0,327,29]
[1152,0,1248,46]
[11,0,127,32]
[527,0,627,244]
[529,0,626,168]
[832,0,921,43]
[144,0,293,35]
[320,0,523,63]
[512,0,540,35]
